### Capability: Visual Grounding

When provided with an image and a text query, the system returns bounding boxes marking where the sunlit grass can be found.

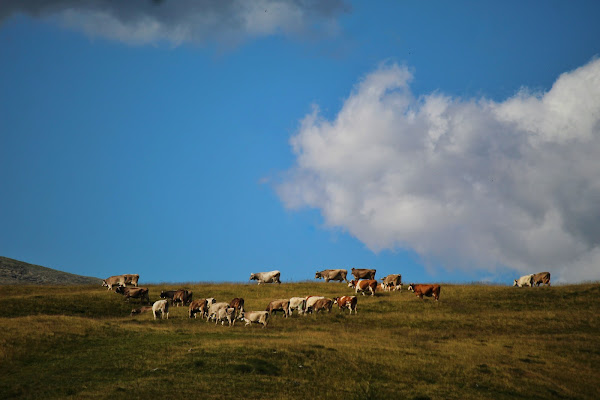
[1,282,599,399]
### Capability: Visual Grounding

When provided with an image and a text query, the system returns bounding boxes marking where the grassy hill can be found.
[0,256,102,285]
[0,281,599,399]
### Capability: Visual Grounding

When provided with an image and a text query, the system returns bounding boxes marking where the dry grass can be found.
[1,282,599,399]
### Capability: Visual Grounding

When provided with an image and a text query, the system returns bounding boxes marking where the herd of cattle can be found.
[101,269,551,327]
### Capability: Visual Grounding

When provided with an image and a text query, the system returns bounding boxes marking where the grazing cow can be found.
[333,296,357,314]
[188,298,213,319]
[348,279,377,296]
[122,274,139,287]
[288,297,307,315]
[351,268,376,280]
[102,275,126,290]
[207,302,230,322]
[130,306,153,316]
[172,289,193,307]
[249,270,281,285]
[160,290,178,304]
[229,298,245,318]
[215,307,236,326]
[241,311,270,328]
[305,296,325,314]
[115,286,150,303]
[532,272,551,286]
[312,298,333,313]
[266,299,290,318]
[152,299,169,320]
[381,274,402,291]
[513,275,534,288]
[315,269,348,282]
[407,284,441,301]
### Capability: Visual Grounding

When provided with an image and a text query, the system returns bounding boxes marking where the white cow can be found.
[207,302,229,322]
[249,270,281,285]
[288,297,307,315]
[305,296,325,314]
[241,311,270,328]
[513,274,534,287]
[215,307,236,326]
[152,299,169,320]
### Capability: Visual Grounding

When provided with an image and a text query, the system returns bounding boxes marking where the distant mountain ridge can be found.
[0,256,102,285]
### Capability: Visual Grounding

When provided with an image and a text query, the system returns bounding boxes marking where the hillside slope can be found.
[0,256,101,285]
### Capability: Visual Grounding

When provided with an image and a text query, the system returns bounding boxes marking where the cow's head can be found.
[333,297,339,304]
[315,272,322,279]
[102,280,107,287]
[513,280,518,287]
[249,273,256,281]
[115,286,126,294]
[348,280,356,288]
[130,308,140,316]
[407,284,414,292]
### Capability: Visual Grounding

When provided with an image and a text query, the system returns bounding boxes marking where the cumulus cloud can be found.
[278,59,600,283]
[0,0,349,45]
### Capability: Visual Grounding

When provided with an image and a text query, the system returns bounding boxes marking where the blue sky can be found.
[1,1,600,284]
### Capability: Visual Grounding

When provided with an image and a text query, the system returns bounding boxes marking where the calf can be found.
[348,279,377,296]
[207,302,230,322]
[305,296,325,314]
[152,299,169,320]
[266,299,290,318]
[312,298,333,313]
[333,296,357,314]
[241,311,270,328]
[407,283,441,301]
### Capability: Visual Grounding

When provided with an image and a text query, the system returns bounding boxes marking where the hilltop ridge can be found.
[0,256,102,285]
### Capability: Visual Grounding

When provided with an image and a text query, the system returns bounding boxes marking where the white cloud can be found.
[1,0,349,46]
[278,59,600,283]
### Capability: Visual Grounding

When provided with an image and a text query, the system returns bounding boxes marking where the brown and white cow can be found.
[351,268,376,280]
[152,299,169,320]
[229,297,245,318]
[172,289,193,307]
[381,274,402,291]
[115,286,150,303]
[532,272,551,286]
[266,299,290,318]
[348,279,377,296]
[130,306,153,316]
[241,311,270,328]
[189,298,216,319]
[333,296,357,314]
[249,270,281,285]
[312,298,333,313]
[315,269,348,282]
[407,283,441,301]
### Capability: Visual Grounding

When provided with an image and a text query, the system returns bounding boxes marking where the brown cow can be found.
[532,272,551,286]
[172,289,193,307]
[115,286,150,303]
[407,284,440,301]
[351,268,376,280]
[229,298,245,317]
[348,279,377,296]
[130,306,153,316]
[160,290,178,304]
[312,298,333,313]
[333,296,357,314]
[266,299,290,317]
[189,299,211,319]
[315,269,348,282]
